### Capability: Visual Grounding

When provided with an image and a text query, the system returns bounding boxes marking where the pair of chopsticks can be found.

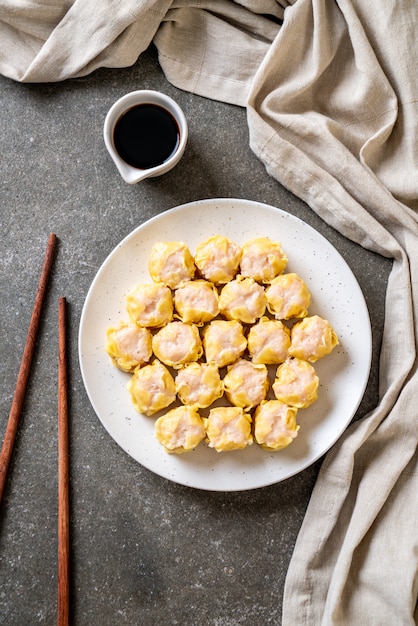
[0,233,70,626]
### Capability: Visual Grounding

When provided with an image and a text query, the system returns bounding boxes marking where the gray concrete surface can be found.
[0,45,391,625]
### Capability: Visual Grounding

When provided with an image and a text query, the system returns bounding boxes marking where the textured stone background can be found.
[0,45,390,625]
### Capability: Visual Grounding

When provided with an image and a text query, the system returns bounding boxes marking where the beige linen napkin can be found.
[0,0,283,95]
[247,1,418,623]
[0,0,171,82]
[1,0,417,623]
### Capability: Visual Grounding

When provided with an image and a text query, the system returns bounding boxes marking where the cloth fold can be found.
[246,1,418,623]
[1,0,417,623]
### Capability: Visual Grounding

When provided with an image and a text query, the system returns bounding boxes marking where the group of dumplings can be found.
[105,236,339,455]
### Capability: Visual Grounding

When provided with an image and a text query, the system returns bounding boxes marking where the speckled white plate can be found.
[79,198,371,491]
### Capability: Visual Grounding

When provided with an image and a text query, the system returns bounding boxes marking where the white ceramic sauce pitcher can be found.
[103,90,188,184]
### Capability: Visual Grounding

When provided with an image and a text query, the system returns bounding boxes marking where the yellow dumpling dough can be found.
[148,241,195,289]
[239,237,288,283]
[175,362,223,408]
[174,280,219,325]
[272,357,319,408]
[202,319,247,367]
[106,235,342,455]
[203,406,253,452]
[152,321,203,368]
[266,273,311,320]
[289,315,339,362]
[223,359,269,410]
[247,317,290,364]
[128,360,176,416]
[155,405,206,454]
[253,400,299,450]
[194,235,241,284]
[105,322,152,372]
[126,283,173,328]
[218,276,267,324]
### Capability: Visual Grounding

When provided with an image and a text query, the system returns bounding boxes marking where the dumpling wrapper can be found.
[126,282,173,328]
[218,276,267,324]
[194,235,241,284]
[247,317,290,364]
[148,241,195,289]
[155,405,206,454]
[272,357,319,408]
[253,400,299,450]
[203,406,253,452]
[175,362,223,408]
[239,237,288,283]
[152,321,203,368]
[266,272,311,320]
[202,319,247,367]
[174,279,219,325]
[223,359,269,410]
[289,315,339,362]
[128,360,176,416]
[105,322,152,372]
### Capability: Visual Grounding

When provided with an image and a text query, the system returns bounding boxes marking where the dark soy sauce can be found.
[113,103,180,170]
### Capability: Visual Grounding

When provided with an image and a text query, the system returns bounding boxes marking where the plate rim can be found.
[78,197,372,491]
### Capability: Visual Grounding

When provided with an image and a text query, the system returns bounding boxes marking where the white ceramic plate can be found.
[79,199,371,491]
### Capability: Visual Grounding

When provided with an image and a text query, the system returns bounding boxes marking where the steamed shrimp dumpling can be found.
[148,241,195,288]
[272,357,319,408]
[174,280,219,325]
[247,317,290,364]
[175,362,223,408]
[223,359,269,410]
[194,235,241,284]
[155,405,206,454]
[128,360,176,416]
[239,237,288,283]
[202,319,247,367]
[289,315,339,362]
[105,322,152,372]
[126,283,173,328]
[253,400,299,450]
[266,273,311,320]
[218,276,266,324]
[203,406,253,452]
[152,321,203,368]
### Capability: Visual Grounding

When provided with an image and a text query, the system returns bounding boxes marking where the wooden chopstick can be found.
[58,296,70,626]
[0,232,57,505]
